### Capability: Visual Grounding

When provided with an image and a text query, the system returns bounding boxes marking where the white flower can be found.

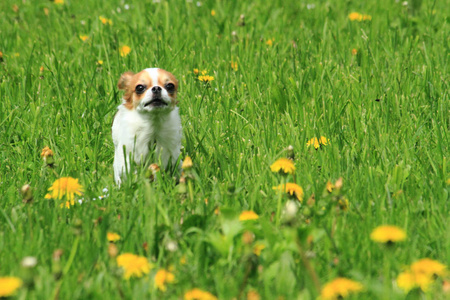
[166,241,178,252]
[21,256,37,268]
[285,200,299,219]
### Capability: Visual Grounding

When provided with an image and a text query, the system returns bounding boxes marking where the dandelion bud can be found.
[181,156,193,170]
[146,163,160,181]
[72,219,83,235]
[21,256,37,288]
[108,243,118,258]
[52,249,63,261]
[21,184,33,203]
[242,231,255,245]
[41,146,54,166]
[52,249,63,280]
[177,176,187,194]
[335,177,343,189]
[286,145,295,160]
[237,14,245,26]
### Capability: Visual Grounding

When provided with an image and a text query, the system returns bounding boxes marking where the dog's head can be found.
[117,68,178,112]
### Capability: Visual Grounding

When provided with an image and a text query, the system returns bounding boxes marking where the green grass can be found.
[0,0,449,299]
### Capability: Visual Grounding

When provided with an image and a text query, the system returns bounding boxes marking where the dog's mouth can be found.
[144,98,168,108]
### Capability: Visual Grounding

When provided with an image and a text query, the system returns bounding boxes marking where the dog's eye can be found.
[135,84,146,94]
[165,83,175,92]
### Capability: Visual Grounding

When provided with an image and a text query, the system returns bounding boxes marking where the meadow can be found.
[0,0,449,299]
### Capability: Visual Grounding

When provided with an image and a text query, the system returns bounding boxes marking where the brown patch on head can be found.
[118,71,153,110]
[118,71,135,90]
[157,69,179,104]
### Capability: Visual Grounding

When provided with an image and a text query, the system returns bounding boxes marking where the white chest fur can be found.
[112,105,182,184]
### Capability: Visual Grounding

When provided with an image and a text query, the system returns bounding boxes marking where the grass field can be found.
[0,0,449,299]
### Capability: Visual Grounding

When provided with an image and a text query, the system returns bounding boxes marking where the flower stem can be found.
[188,179,194,203]
[51,236,80,300]
[275,177,285,226]
[383,250,392,299]
[296,238,321,294]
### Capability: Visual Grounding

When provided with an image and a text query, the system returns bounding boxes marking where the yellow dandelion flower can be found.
[230,61,238,71]
[326,181,335,193]
[273,183,304,202]
[39,66,44,73]
[338,198,349,211]
[321,277,363,300]
[201,70,207,75]
[396,271,418,293]
[182,156,193,170]
[348,12,363,21]
[107,232,121,242]
[253,243,265,256]
[46,177,84,208]
[396,259,446,293]
[307,136,329,149]
[370,225,407,244]
[247,290,260,300]
[79,35,89,42]
[270,158,295,175]
[41,146,53,159]
[351,48,358,55]
[97,60,103,65]
[362,14,372,21]
[184,288,218,300]
[116,253,152,279]
[266,38,274,46]
[239,211,259,221]
[0,277,22,298]
[59,201,72,209]
[410,258,447,278]
[180,255,187,265]
[99,16,113,25]
[0,51,3,59]
[54,0,64,5]
[414,272,435,292]
[154,269,175,292]
[211,10,216,16]
[43,8,49,16]
[120,45,131,57]
[193,68,199,75]
[198,75,214,82]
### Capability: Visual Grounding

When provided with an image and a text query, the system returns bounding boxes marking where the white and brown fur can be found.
[112,68,182,184]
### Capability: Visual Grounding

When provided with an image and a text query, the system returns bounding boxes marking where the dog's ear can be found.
[117,71,134,90]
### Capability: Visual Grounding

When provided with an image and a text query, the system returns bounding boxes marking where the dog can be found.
[112,68,182,184]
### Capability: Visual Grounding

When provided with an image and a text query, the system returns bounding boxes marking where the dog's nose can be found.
[151,86,162,93]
